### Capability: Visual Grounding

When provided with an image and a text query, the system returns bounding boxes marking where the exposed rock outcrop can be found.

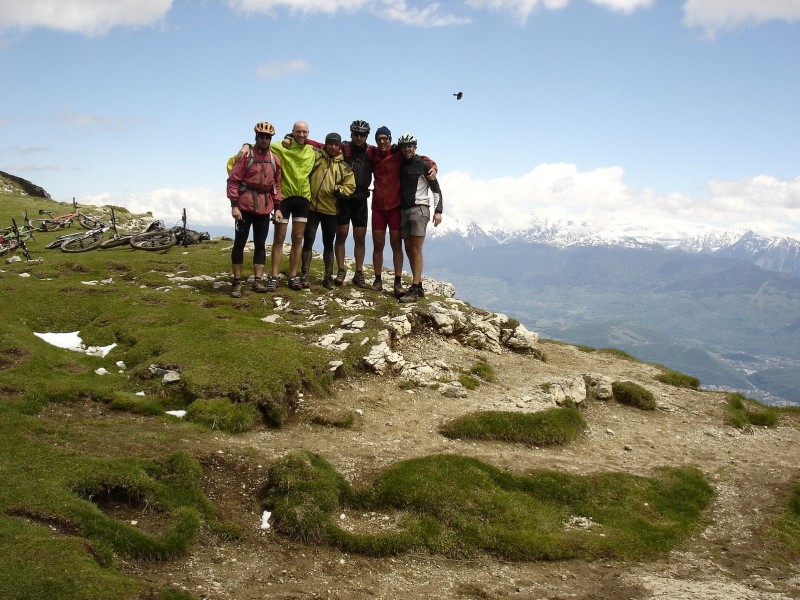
[0,171,51,198]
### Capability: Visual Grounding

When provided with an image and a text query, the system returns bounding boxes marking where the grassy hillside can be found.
[2,189,798,600]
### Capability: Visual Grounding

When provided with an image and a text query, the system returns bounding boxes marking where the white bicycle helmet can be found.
[397,133,417,146]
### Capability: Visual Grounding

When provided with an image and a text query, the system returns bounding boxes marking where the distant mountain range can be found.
[432,217,800,276]
[425,219,800,405]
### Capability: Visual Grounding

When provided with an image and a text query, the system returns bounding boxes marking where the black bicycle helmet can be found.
[349,119,370,134]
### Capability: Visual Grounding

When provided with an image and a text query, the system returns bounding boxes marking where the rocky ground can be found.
[115,299,800,600]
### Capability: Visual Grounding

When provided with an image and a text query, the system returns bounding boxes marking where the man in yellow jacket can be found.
[301,132,356,289]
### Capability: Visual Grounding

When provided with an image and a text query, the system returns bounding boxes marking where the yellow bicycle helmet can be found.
[254,121,276,135]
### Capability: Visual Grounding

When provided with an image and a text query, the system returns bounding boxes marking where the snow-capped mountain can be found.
[432,217,800,276]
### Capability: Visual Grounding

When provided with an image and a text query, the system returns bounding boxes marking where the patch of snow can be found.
[33,331,117,357]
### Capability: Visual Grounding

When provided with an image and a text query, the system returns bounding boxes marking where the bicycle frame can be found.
[0,218,32,260]
[35,198,80,231]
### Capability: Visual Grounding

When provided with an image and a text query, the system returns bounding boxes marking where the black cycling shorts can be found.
[337,197,369,228]
[278,195,309,222]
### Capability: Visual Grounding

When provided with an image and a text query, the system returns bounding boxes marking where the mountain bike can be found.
[33,198,100,231]
[0,218,33,261]
[129,208,209,251]
[1,211,36,241]
[41,217,114,252]
[96,207,138,249]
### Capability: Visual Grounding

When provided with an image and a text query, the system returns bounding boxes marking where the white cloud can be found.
[229,0,369,16]
[230,0,470,26]
[0,0,173,35]
[464,0,652,21]
[590,0,652,14]
[438,165,800,239]
[683,0,800,36]
[465,0,568,21]
[83,188,230,229]
[374,2,472,26]
[80,170,800,241]
[256,59,311,80]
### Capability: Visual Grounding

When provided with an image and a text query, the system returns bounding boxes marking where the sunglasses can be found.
[256,133,273,139]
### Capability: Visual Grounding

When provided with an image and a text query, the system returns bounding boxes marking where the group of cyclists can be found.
[226,119,442,303]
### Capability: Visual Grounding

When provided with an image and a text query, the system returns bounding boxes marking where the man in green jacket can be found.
[240,120,316,291]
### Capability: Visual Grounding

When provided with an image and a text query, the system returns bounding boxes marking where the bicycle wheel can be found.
[37,219,66,232]
[129,230,177,251]
[45,237,71,249]
[99,234,134,249]
[79,215,102,229]
[61,234,103,253]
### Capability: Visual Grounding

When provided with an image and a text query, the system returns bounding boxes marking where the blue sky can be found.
[1,0,798,239]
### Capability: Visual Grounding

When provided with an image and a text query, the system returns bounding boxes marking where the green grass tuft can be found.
[440,408,586,446]
[185,398,262,432]
[311,410,356,429]
[725,392,779,429]
[655,369,700,389]
[598,348,639,361]
[774,480,800,554]
[261,451,714,561]
[469,357,496,382]
[458,372,480,390]
[612,381,657,410]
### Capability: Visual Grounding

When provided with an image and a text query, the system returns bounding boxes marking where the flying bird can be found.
[453,92,463,100]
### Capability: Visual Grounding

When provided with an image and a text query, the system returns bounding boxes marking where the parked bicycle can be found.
[129,208,209,251]
[43,215,116,253]
[33,198,101,232]
[100,215,165,249]
[0,218,33,261]
[1,211,36,241]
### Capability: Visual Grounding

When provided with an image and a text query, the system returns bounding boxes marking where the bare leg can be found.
[335,223,350,271]
[405,236,425,284]
[372,228,386,279]
[271,222,288,277]
[352,226,367,272]
[389,228,403,277]
[288,221,306,277]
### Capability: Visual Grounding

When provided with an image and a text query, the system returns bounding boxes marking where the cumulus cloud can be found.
[256,59,311,80]
[374,1,472,26]
[438,166,800,239]
[79,170,800,241]
[683,0,800,37]
[82,188,229,228]
[0,0,173,35]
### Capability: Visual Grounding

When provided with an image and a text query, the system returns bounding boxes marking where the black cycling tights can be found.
[231,211,270,265]
[303,211,337,253]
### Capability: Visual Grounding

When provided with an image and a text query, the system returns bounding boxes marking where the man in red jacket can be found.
[369,126,437,295]
[226,121,282,298]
